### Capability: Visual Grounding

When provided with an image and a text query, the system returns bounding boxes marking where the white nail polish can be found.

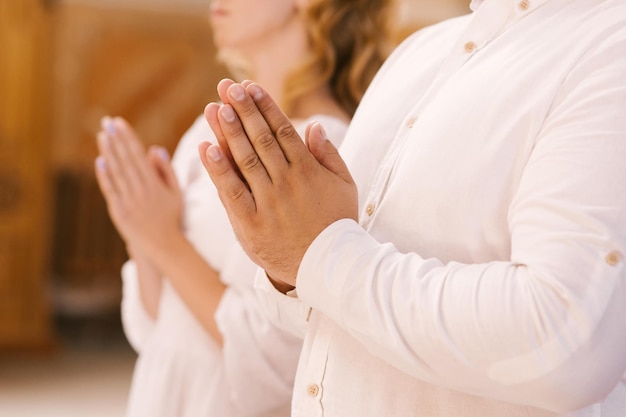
[157,147,170,161]
[101,116,116,135]
[96,156,106,171]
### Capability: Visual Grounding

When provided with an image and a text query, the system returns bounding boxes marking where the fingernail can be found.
[156,147,170,161]
[248,84,263,100]
[229,84,246,102]
[95,156,106,171]
[220,105,236,123]
[315,122,328,140]
[101,116,116,135]
[207,145,222,161]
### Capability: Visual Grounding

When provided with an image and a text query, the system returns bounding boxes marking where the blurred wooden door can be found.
[45,4,228,339]
[0,0,54,349]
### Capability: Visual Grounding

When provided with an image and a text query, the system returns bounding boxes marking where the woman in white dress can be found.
[93,0,393,416]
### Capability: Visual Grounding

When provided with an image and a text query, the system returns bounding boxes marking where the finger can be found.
[216,103,277,188]
[99,117,143,195]
[94,155,121,210]
[198,141,256,218]
[110,117,154,187]
[205,102,247,183]
[211,79,266,162]
[216,78,269,105]
[147,146,179,191]
[217,78,235,104]
[245,83,310,165]
[205,102,234,162]
[306,122,355,185]
[96,131,131,197]
[224,83,291,178]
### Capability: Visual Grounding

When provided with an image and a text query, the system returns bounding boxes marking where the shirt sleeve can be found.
[120,260,156,353]
[253,268,311,340]
[215,250,304,417]
[295,26,626,413]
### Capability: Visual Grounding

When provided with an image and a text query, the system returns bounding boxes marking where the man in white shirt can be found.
[198,0,626,415]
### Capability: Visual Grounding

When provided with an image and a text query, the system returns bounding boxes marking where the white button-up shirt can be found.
[255,0,626,415]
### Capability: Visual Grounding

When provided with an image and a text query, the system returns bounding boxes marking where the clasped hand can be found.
[94,117,184,258]
[198,79,358,288]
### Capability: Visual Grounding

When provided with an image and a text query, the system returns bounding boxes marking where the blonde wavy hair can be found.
[283,0,395,117]
[217,0,395,118]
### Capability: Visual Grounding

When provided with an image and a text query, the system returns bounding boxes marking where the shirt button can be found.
[366,204,375,216]
[307,384,319,397]
[464,41,477,53]
[605,251,621,266]
[518,0,530,10]
[407,117,417,128]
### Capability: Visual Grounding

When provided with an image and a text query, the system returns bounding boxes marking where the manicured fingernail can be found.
[95,156,106,171]
[101,116,116,135]
[247,84,263,100]
[207,144,222,161]
[220,105,236,123]
[229,84,246,101]
[156,147,170,161]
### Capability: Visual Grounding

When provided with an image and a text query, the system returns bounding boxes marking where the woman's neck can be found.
[235,21,350,124]
[248,56,350,124]
[289,87,351,124]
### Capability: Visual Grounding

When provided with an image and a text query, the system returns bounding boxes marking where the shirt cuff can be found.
[296,218,382,327]
[254,267,310,339]
[120,260,156,352]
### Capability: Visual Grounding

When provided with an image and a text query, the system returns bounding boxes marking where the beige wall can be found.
[59,0,209,14]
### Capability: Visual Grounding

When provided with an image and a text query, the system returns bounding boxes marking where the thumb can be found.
[306,122,354,184]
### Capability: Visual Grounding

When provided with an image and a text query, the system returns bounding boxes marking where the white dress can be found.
[120,114,349,417]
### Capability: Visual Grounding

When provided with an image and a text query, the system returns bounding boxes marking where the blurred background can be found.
[0,0,468,415]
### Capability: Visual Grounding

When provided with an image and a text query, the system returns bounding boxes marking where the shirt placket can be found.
[359,0,519,231]
[298,316,334,417]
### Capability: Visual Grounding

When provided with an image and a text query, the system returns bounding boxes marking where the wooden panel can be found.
[0,0,55,350]
[50,4,228,170]
[47,4,229,320]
